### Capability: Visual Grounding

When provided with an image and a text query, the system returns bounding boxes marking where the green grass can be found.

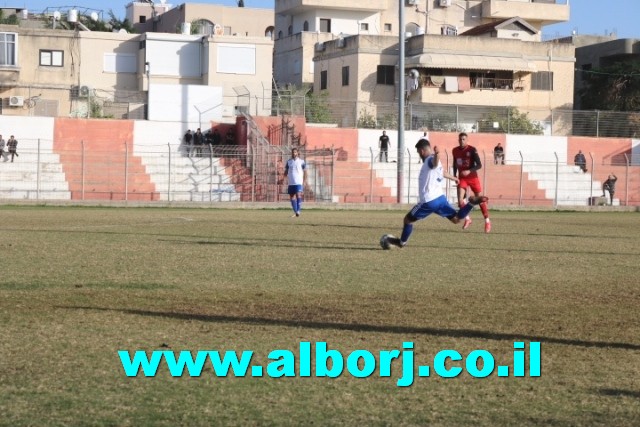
[1,207,639,426]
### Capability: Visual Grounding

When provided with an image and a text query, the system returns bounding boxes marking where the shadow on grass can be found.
[158,238,639,256]
[60,306,640,351]
[596,388,640,399]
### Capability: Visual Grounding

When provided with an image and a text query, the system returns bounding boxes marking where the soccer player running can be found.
[284,147,307,217]
[452,132,491,233]
[387,139,488,248]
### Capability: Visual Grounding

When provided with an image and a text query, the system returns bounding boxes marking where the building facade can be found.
[0,10,273,120]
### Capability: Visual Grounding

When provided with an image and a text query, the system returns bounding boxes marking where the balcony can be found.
[482,0,570,26]
[275,0,388,15]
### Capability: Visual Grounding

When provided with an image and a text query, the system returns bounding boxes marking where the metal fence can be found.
[1,137,637,206]
[274,96,640,138]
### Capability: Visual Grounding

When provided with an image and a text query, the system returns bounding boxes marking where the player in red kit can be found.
[452,132,491,233]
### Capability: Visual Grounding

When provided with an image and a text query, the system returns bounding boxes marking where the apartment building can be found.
[127,1,274,38]
[0,5,273,121]
[274,0,569,87]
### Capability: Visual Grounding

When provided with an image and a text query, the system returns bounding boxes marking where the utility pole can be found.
[397,2,406,203]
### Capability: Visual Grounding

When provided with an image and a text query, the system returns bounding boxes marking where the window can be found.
[288,25,293,36]
[531,71,554,91]
[342,66,349,86]
[103,53,137,73]
[224,26,232,35]
[139,15,146,24]
[303,21,309,31]
[441,25,457,36]
[360,23,369,31]
[278,30,283,39]
[39,50,63,67]
[376,65,394,85]
[320,70,327,90]
[320,19,331,33]
[384,23,392,32]
[0,33,17,66]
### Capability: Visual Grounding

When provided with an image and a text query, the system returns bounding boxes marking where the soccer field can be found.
[0,206,638,426]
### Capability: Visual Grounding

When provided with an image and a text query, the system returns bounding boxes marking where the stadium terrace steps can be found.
[332,159,393,203]
[523,164,608,206]
[136,153,241,202]
[0,150,71,200]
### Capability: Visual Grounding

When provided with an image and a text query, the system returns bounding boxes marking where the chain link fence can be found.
[0,137,637,206]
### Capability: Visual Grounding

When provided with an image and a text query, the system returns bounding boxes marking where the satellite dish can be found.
[90,12,99,21]
[53,11,61,20]
[214,24,223,36]
[118,28,128,34]
[159,0,167,3]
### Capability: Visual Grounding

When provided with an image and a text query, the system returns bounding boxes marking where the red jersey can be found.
[452,145,481,179]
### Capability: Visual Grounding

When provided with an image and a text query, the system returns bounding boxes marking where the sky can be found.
[6,0,640,39]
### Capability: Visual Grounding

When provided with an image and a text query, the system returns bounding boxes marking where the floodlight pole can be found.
[397,2,406,203]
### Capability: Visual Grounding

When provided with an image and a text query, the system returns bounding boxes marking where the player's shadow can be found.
[596,388,640,399]
[61,306,640,351]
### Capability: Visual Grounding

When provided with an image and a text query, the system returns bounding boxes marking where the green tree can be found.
[107,10,135,33]
[478,108,544,135]
[305,90,333,124]
[579,61,640,112]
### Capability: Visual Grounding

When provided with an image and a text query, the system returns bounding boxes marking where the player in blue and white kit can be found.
[387,139,488,248]
[284,147,307,217]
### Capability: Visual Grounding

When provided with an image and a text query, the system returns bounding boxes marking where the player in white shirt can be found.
[387,139,488,248]
[284,147,307,217]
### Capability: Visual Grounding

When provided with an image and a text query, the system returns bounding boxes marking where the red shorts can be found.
[458,175,482,195]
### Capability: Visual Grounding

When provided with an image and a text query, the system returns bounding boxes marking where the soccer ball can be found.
[380,234,395,250]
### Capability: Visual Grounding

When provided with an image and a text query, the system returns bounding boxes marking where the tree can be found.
[579,61,640,112]
[305,90,333,124]
[107,10,135,33]
[478,108,544,135]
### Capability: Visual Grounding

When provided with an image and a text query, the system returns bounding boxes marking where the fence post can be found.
[589,152,595,201]
[519,151,524,206]
[124,141,129,201]
[331,146,336,203]
[369,147,374,203]
[624,153,630,206]
[167,143,172,201]
[406,147,412,204]
[251,141,256,203]
[554,151,559,208]
[209,145,213,202]
[81,140,85,201]
[36,138,41,200]
[481,150,487,195]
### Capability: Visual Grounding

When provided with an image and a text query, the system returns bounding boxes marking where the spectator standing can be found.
[7,135,18,162]
[0,134,6,162]
[574,150,587,173]
[493,143,505,165]
[225,128,235,145]
[452,132,491,233]
[602,174,618,205]
[193,128,204,157]
[184,130,193,157]
[378,130,390,162]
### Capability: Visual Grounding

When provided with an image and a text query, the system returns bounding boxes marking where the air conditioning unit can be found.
[439,0,452,7]
[79,85,91,97]
[314,42,325,52]
[407,0,419,5]
[9,96,24,107]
